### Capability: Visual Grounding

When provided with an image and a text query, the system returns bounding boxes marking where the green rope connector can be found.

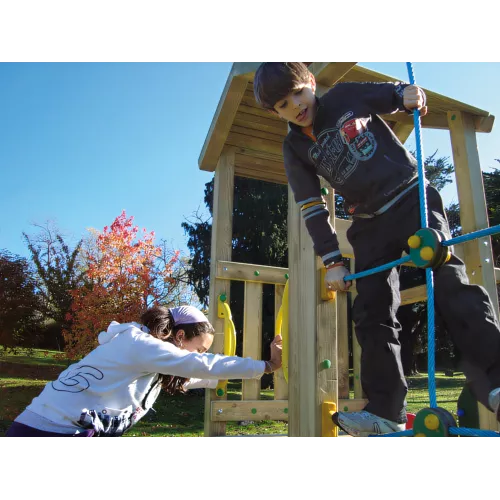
[321,187,329,196]
[321,359,332,369]
[251,408,257,414]
[254,271,260,276]
[220,294,227,302]
[216,388,224,397]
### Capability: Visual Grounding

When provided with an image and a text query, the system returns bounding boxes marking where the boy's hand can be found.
[325,264,351,292]
[403,85,427,116]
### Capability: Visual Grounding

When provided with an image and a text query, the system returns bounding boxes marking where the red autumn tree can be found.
[63,211,179,359]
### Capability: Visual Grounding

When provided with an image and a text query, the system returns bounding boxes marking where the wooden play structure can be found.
[198,62,500,436]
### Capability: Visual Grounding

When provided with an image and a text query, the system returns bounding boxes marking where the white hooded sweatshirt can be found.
[16,322,265,436]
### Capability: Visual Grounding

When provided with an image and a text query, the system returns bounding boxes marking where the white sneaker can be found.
[488,388,500,421]
[332,410,406,437]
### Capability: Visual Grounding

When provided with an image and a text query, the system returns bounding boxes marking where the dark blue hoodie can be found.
[283,81,424,267]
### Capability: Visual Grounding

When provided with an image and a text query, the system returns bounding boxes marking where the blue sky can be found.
[1,62,499,261]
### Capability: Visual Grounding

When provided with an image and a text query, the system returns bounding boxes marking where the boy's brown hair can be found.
[253,62,311,109]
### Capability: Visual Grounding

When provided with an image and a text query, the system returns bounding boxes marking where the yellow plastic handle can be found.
[275,279,289,383]
[216,298,237,397]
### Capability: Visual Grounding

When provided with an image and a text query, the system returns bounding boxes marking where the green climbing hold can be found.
[254,271,260,276]
[321,187,329,196]
[220,294,227,302]
[451,114,456,121]
[355,374,359,380]
[285,273,289,280]
[216,388,224,397]
[322,359,332,369]
[344,406,348,411]
[284,408,288,414]
[251,408,257,414]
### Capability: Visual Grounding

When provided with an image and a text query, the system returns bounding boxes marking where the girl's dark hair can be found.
[140,306,215,395]
[253,62,311,109]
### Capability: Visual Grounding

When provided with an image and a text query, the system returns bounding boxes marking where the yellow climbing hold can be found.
[408,235,421,249]
[420,246,434,261]
[424,414,440,431]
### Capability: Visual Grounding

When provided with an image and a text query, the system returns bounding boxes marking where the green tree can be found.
[0,250,42,351]
[23,222,84,350]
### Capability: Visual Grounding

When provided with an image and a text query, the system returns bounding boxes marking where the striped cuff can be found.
[322,250,342,267]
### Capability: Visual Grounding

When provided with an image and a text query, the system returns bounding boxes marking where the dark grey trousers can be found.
[347,185,500,423]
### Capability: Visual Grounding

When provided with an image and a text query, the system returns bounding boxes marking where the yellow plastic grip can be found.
[216,297,237,397]
[275,279,289,383]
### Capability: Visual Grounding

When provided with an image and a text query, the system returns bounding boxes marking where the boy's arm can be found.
[336,82,426,116]
[283,141,342,267]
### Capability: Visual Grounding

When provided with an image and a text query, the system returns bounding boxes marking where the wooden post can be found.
[392,123,414,144]
[448,110,500,431]
[274,284,288,400]
[242,282,263,400]
[288,184,318,436]
[317,182,339,429]
[204,147,235,437]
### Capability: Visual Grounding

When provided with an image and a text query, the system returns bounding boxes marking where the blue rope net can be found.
[345,62,500,436]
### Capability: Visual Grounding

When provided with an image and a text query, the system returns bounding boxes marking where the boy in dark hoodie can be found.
[254,62,500,436]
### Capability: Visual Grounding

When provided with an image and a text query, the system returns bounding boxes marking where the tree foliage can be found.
[64,211,180,359]
[0,250,42,350]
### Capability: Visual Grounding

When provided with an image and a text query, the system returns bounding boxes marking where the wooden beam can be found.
[448,110,499,433]
[288,183,318,436]
[392,122,414,144]
[310,62,357,87]
[199,75,249,172]
[231,124,286,143]
[226,131,283,157]
[242,282,263,401]
[379,111,493,134]
[204,148,235,437]
[274,285,289,400]
[217,260,288,285]
[400,285,427,306]
[234,168,287,185]
[317,180,339,423]
[211,400,289,422]
[338,398,368,413]
[234,111,288,136]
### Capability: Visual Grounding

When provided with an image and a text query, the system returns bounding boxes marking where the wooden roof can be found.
[198,63,495,185]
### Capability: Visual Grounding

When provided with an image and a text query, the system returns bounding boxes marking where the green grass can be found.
[0,347,466,436]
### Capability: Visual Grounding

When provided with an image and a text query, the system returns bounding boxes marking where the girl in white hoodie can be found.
[6,305,282,437]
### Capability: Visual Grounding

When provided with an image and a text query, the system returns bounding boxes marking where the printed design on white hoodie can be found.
[52,365,104,393]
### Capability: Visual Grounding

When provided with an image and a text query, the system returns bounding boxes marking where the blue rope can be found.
[443,224,500,246]
[344,255,411,282]
[371,428,500,437]
[407,62,437,408]
[449,427,500,437]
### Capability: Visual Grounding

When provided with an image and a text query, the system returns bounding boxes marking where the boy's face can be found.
[271,73,317,127]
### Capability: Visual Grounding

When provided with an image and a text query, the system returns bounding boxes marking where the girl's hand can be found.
[265,335,283,372]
